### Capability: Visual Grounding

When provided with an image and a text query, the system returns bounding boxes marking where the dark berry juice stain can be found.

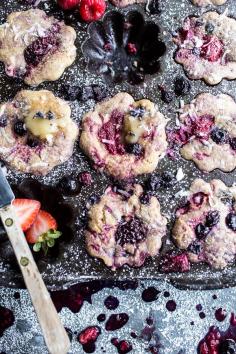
[78,326,101,353]
[105,313,129,331]
[196,304,203,312]
[166,300,177,312]
[198,313,236,354]
[142,287,160,302]
[163,291,170,298]
[0,306,15,336]
[146,317,154,326]
[111,338,133,353]
[212,294,217,300]
[215,308,227,322]
[82,11,166,85]
[199,312,206,319]
[51,280,138,313]
[13,292,20,300]
[97,314,106,322]
[104,296,119,310]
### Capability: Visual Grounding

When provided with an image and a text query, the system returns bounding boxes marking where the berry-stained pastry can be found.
[174,11,236,85]
[85,184,167,270]
[169,93,236,172]
[173,179,236,269]
[0,90,78,175]
[0,9,76,86]
[80,93,167,179]
[192,0,227,6]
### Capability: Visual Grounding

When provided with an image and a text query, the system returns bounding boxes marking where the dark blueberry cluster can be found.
[139,192,152,205]
[174,76,191,96]
[160,90,174,103]
[115,217,147,246]
[226,213,236,231]
[147,172,176,191]
[187,241,201,255]
[27,138,39,148]
[205,22,215,34]
[129,106,146,118]
[125,143,143,156]
[34,111,45,119]
[195,210,220,239]
[210,127,229,144]
[61,84,108,102]
[13,120,27,136]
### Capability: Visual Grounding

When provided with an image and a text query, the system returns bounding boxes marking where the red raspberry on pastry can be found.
[79,0,106,22]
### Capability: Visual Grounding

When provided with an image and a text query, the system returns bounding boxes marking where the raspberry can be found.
[159,253,190,273]
[57,0,80,10]
[79,0,106,22]
[200,35,224,62]
[78,326,101,345]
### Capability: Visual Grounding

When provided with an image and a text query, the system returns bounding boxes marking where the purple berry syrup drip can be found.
[198,313,236,354]
[24,22,61,76]
[98,109,126,155]
[115,216,147,246]
[0,306,15,337]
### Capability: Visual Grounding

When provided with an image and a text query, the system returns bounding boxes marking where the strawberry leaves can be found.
[32,229,62,254]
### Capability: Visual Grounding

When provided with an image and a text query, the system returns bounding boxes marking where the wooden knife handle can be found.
[0,205,70,354]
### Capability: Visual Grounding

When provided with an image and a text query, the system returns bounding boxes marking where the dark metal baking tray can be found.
[0,0,235,290]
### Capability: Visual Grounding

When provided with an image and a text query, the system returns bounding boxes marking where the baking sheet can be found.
[0,0,235,290]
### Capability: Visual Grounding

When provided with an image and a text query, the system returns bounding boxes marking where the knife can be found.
[0,168,70,354]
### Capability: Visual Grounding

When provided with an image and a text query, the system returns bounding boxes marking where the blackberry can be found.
[161,172,176,188]
[147,174,162,191]
[174,76,191,96]
[225,213,236,231]
[230,137,236,151]
[187,241,201,255]
[210,127,229,144]
[160,90,174,103]
[205,22,215,34]
[129,106,146,118]
[78,86,95,102]
[205,210,220,227]
[0,114,7,127]
[58,175,81,195]
[218,339,236,354]
[125,143,143,156]
[92,85,108,102]
[115,216,147,245]
[14,120,27,136]
[195,223,210,239]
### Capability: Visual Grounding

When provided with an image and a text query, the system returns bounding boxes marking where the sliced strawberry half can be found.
[26,210,57,244]
[12,199,41,232]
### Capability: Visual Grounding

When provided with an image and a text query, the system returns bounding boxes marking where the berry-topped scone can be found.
[80,93,167,180]
[0,9,76,86]
[0,90,78,175]
[174,11,236,85]
[169,93,236,172]
[85,184,167,270]
[173,179,236,269]
[192,0,227,6]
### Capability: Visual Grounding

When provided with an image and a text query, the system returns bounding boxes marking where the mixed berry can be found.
[115,217,147,246]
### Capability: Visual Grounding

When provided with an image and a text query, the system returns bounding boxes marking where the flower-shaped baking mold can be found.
[0,178,75,270]
[173,179,236,269]
[85,184,167,270]
[168,93,236,172]
[174,11,236,85]
[0,9,76,86]
[79,92,167,179]
[0,90,78,175]
[82,10,166,84]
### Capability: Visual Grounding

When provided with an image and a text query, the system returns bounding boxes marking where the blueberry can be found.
[58,176,81,195]
[140,192,152,205]
[147,174,162,191]
[218,339,236,354]
[187,241,201,254]
[174,76,191,96]
[125,143,143,156]
[129,106,146,118]
[88,195,100,205]
[13,120,27,136]
[146,0,160,14]
[27,138,39,148]
[210,128,229,144]
[195,223,210,239]
[0,114,7,127]
[61,84,81,101]
[160,90,174,103]
[205,210,220,227]
[46,111,54,120]
[195,19,204,27]
[92,85,108,102]
[230,137,236,151]
[161,172,176,188]
[205,22,215,34]
[78,86,95,102]
[192,47,201,56]
[34,111,44,119]
[226,213,236,231]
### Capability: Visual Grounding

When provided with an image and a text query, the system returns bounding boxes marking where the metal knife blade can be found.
[0,168,15,208]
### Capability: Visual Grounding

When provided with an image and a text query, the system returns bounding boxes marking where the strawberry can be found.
[12,199,41,232]
[57,0,80,10]
[79,0,106,22]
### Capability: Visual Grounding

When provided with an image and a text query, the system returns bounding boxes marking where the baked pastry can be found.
[192,0,227,6]
[0,9,76,86]
[169,93,236,172]
[174,11,236,85]
[80,92,167,179]
[85,184,167,270]
[0,90,78,175]
[173,179,236,269]
[109,0,145,8]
